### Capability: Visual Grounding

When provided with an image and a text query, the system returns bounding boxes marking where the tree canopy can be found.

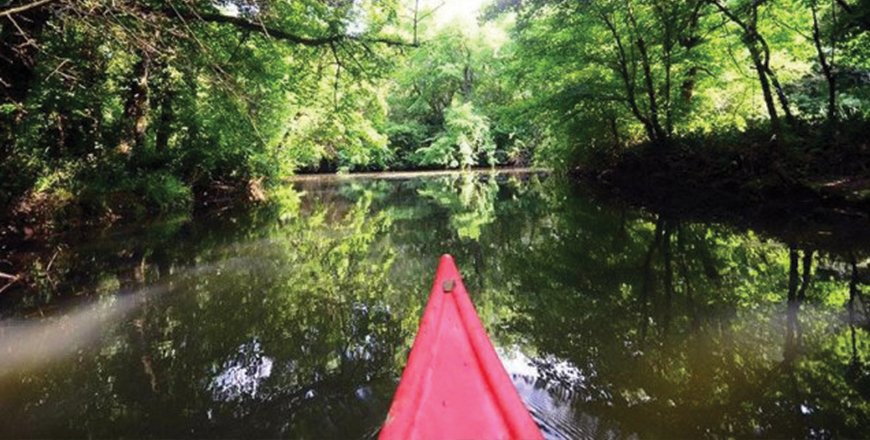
[1,0,868,217]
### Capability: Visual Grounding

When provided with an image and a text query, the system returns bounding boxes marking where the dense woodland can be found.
[1,0,869,220]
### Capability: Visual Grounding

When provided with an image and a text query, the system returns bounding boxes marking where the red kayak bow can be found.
[379,255,543,440]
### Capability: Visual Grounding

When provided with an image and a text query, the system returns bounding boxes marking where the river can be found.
[1,170,868,439]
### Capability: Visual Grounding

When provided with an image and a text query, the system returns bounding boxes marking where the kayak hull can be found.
[379,255,543,440]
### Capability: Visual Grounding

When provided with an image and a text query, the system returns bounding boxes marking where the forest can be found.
[2,1,870,436]
[1,0,868,225]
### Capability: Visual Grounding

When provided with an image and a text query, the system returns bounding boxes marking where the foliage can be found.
[1,0,870,218]
[488,0,870,169]
[0,0,408,215]
[417,173,499,239]
[414,102,496,168]
[386,17,531,169]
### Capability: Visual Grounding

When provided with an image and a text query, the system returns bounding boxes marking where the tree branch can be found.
[835,0,853,14]
[600,10,657,142]
[0,0,56,18]
[189,12,416,48]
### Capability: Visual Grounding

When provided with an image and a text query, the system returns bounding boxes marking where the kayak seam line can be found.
[453,284,520,438]
[405,276,449,438]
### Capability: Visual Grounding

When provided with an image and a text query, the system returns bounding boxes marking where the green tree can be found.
[0,0,411,214]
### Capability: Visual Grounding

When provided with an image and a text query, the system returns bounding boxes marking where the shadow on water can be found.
[1,170,869,439]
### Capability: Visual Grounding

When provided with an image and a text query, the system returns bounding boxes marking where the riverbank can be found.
[0,167,547,296]
[287,167,548,182]
[583,124,870,252]
[3,168,547,241]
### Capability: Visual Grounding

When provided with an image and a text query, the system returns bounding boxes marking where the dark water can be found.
[1,171,869,439]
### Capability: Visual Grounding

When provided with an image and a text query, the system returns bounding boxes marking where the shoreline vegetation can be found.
[4,167,545,231]
[585,120,870,220]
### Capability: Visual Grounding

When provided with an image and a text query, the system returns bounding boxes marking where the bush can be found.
[142,172,192,211]
[414,102,496,168]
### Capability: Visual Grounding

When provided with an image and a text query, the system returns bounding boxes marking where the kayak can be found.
[379,255,543,440]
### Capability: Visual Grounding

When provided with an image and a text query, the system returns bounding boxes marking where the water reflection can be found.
[500,195,870,439]
[211,339,274,402]
[0,171,868,439]
[500,348,621,440]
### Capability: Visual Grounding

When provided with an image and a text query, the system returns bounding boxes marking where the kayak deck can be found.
[379,255,543,440]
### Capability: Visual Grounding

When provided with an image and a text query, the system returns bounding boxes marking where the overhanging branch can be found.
[189,12,416,48]
[0,0,57,18]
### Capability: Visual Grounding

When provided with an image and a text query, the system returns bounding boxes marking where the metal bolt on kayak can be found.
[442,279,455,292]
[379,254,543,440]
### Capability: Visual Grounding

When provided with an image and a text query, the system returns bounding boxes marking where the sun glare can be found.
[432,0,490,24]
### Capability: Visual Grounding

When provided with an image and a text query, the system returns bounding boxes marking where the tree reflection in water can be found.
[1,172,868,439]
[499,185,870,439]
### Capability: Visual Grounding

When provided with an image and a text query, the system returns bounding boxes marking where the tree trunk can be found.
[609,115,621,147]
[679,2,704,105]
[812,2,838,125]
[663,47,673,136]
[710,1,784,135]
[766,68,796,126]
[154,92,174,156]
[637,35,666,142]
[681,67,698,104]
[462,65,473,100]
[797,250,814,302]
[788,247,800,303]
[628,7,667,143]
[154,64,175,157]
[785,246,801,361]
[118,53,151,155]
[749,45,781,133]
[601,12,658,144]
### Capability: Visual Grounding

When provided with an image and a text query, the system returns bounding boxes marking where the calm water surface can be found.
[1,171,868,439]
